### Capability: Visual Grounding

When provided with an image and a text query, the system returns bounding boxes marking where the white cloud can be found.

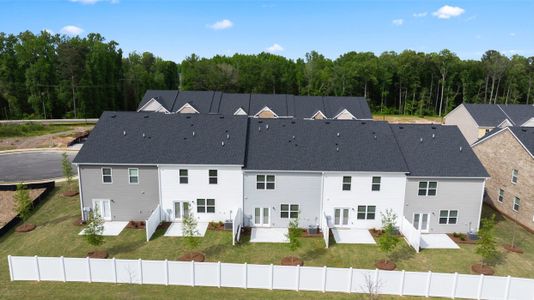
[60,25,84,36]
[509,32,516,37]
[266,43,284,53]
[208,19,233,30]
[433,5,465,19]
[413,12,428,17]
[392,19,404,26]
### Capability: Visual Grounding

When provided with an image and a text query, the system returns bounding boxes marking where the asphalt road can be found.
[0,151,77,183]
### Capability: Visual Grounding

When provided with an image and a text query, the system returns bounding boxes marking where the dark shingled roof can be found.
[74,112,248,165]
[476,126,534,156]
[391,124,489,177]
[245,119,409,172]
[138,90,178,112]
[463,104,534,127]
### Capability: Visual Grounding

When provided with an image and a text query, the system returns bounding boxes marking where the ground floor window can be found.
[357,205,376,220]
[280,204,299,219]
[197,199,215,213]
[439,210,458,224]
[513,197,520,212]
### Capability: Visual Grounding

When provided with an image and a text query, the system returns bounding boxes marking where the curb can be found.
[0,148,79,155]
[0,176,79,185]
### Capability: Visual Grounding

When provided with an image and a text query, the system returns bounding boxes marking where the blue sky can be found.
[1,0,533,61]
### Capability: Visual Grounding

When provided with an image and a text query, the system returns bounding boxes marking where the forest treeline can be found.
[1,31,533,119]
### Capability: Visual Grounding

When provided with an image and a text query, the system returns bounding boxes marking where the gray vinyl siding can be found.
[444,104,480,145]
[403,177,485,234]
[243,172,322,228]
[79,165,159,221]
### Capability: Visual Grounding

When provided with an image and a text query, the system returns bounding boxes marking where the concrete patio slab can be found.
[420,234,460,249]
[250,227,289,243]
[79,221,128,236]
[332,228,376,244]
[163,222,209,237]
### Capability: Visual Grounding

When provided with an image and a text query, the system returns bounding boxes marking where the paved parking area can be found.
[0,151,77,183]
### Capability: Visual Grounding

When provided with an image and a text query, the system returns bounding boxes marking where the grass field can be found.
[0,123,80,138]
[0,183,532,299]
[372,114,443,124]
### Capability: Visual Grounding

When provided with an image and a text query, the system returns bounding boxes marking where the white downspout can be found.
[77,165,85,221]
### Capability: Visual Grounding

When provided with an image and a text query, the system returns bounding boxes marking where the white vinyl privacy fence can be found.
[321,212,329,248]
[399,216,421,253]
[232,208,242,246]
[8,256,534,299]
[145,205,161,242]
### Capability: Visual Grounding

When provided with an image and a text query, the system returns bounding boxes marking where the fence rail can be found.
[145,205,161,242]
[9,256,533,299]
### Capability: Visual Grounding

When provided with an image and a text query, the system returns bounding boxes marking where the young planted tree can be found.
[61,152,75,194]
[14,183,32,222]
[180,211,203,261]
[475,215,498,271]
[376,209,400,270]
[283,217,303,266]
[84,205,104,247]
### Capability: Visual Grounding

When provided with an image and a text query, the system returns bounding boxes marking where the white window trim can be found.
[511,169,518,184]
[196,199,215,214]
[371,176,381,191]
[418,181,438,196]
[254,106,279,118]
[311,110,327,120]
[128,168,140,184]
[333,109,356,120]
[179,169,188,184]
[101,167,113,184]
[342,176,351,191]
[439,209,459,225]
[256,174,275,190]
[234,107,248,116]
[137,97,170,113]
[209,169,218,184]
[512,197,520,212]
[498,188,504,203]
[176,102,200,114]
[356,205,376,220]
[280,203,299,219]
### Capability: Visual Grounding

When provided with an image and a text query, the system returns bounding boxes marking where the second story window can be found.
[418,181,437,196]
[102,167,112,184]
[209,170,218,184]
[372,176,381,191]
[342,176,351,191]
[257,175,275,190]
[179,169,188,184]
[511,169,518,184]
[498,189,504,203]
[128,168,139,184]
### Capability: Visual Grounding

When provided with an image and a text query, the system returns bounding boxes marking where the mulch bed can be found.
[208,222,224,231]
[281,256,304,266]
[87,250,109,259]
[62,191,79,197]
[369,229,383,238]
[503,244,524,254]
[178,252,205,262]
[127,221,146,229]
[471,264,495,275]
[375,259,396,270]
[15,223,36,232]
[301,228,322,238]
[448,234,477,245]
[73,218,85,226]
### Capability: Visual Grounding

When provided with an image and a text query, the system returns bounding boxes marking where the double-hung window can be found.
[498,189,504,203]
[418,181,437,196]
[372,176,381,191]
[357,205,376,220]
[128,168,139,184]
[342,176,351,191]
[179,169,188,184]
[102,168,112,184]
[197,199,215,213]
[439,210,458,224]
[257,175,275,190]
[511,169,518,184]
[513,197,520,212]
[280,204,299,219]
[209,170,218,184]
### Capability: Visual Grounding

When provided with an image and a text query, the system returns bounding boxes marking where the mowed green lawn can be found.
[0,183,533,299]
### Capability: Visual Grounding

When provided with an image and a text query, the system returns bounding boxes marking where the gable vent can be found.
[221,141,225,146]
[226,134,230,139]
[123,130,127,136]
[432,133,436,139]
[266,124,269,129]
[192,131,196,137]
[337,132,340,137]
[142,133,146,138]
[459,146,463,152]
[420,137,423,143]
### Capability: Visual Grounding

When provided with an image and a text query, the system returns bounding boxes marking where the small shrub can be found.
[182,212,200,250]
[286,218,301,252]
[476,215,498,266]
[84,207,104,246]
[14,183,32,222]
[62,152,74,191]
[377,209,400,264]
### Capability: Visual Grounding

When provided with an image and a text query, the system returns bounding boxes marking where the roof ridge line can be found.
[388,124,411,175]
[496,104,516,126]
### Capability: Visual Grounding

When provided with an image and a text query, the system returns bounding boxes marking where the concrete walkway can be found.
[79,221,129,236]
[250,228,289,243]
[164,222,209,237]
[420,234,460,249]
[331,228,376,244]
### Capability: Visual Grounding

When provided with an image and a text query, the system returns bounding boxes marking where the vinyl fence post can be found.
[60,256,66,282]
[34,256,41,282]
[451,272,458,299]
[164,259,169,286]
[347,267,353,293]
[191,261,195,287]
[426,271,432,297]
[244,262,248,289]
[400,270,405,296]
[87,257,92,283]
[270,264,274,290]
[7,255,13,281]
[217,261,221,288]
[296,265,300,292]
[138,259,143,284]
[477,274,484,300]
[504,275,511,300]
[374,268,379,287]
[322,266,327,293]
[112,258,117,284]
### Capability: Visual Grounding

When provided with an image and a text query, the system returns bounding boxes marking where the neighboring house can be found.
[472,126,534,232]
[136,90,373,120]
[74,111,487,236]
[444,103,534,144]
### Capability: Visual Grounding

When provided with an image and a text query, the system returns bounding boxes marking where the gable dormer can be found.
[497,118,513,128]
[311,110,327,120]
[137,98,170,113]
[254,106,278,119]
[521,117,534,127]
[234,107,248,116]
[176,102,199,114]
[333,109,355,120]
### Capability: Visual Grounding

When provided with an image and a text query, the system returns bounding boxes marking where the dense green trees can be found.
[1,30,533,119]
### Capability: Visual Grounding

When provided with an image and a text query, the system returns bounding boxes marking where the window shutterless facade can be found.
[511,169,518,184]
[102,167,112,184]
[209,169,218,184]
[342,176,351,191]
[128,168,139,184]
[498,189,504,203]
[371,176,381,191]
[513,197,520,212]
[357,205,376,220]
[418,181,437,196]
[197,199,215,213]
[439,210,458,224]
[280,204,299,219]
[256,175,275,190]
[179,169,188,184]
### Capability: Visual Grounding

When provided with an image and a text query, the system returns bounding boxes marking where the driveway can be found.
[0,151,77,183]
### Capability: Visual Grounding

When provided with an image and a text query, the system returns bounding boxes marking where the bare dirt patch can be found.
[15,223,36,232]
[373,115,442,124]
[503,244,524,254]
[0,188,45,228]
[281,256,304,266]
[87,250,109,259]
[0,125,92,151]
[375,259,396,270]
[178,252,205,262]
[471,264,495,275]
[127,221,146,229]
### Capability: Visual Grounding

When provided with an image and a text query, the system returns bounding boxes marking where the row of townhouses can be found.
[74,109,488,235]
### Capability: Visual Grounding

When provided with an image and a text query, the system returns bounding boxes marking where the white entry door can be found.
[334,208,350,226]
[413,213,430,232]
[174,201,190,220]
[92,199,111,221]
[254,207,270,226]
